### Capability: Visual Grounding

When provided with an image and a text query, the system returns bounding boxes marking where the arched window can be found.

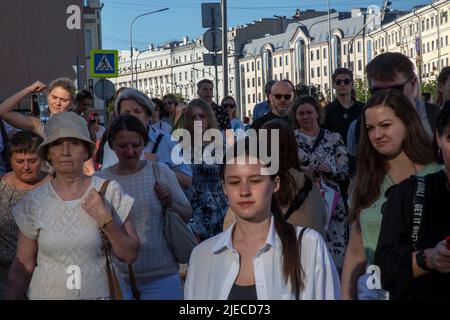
[262,47,274,84]
[331,35,342,71]
[295,38,306,84]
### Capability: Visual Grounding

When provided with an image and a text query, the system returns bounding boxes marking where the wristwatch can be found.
[416,250,432,272]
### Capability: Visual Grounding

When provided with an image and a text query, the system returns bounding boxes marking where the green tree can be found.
[294,84,324,101]
[421,79,437,101]
[354,78,369,103]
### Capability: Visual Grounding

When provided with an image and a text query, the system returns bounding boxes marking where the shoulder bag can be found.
[151,162,198,264]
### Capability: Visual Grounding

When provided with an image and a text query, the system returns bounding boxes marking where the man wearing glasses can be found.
[347,52,441,159]
[250,80,292,131]
[324,68,364,146]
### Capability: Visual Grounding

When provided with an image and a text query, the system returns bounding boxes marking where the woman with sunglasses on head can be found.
[341,90,440,300]
[184,136,340,300]
[374,102,450,300]
[291,95,349,274]
[221,96,244,132]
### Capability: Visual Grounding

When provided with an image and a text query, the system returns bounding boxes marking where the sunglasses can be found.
[222,103,235,109]
[335,79,352,86]
[272,94,292,100]
[369,77,415,95]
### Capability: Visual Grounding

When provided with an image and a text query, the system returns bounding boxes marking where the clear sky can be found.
[101,0,431,51]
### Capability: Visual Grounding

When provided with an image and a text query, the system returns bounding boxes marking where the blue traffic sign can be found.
[90,50,118,78]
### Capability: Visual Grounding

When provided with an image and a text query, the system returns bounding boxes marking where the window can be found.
[432,41,435,51]
[253,94,256,104]
[317,67,320,77]
[358,60,362,71]
[343,44,347,55]
[257,61,261,70]
[285,56,289,65]
[247,79,250,88]
[258,77,261,86]
[316,49,320,60]
[427,42,430,52]
[311,68,315,78]
[422,20,425,31]
[248,94,251,104]
[279,57,282,66]
[279,73,283,80]
[311,51,314,61]
[350,61,354,71]
[246,63,249,72]
[357,41,362,53]
[431,16,434,29]
[185,72,188,81]
[323,48,327,59]
[274,57,277,67]
[251,62,254,71]
[324,66,328,77]
[252,78,255,87]
[446,36,449,46]
[426,18,430,30]
[258,93,261,101]
[179,73,182,81]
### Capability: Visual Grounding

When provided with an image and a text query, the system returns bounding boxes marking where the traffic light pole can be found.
[222,0,228,98]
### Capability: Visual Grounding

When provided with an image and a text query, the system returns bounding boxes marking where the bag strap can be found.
[128,264,141,300]
[295,227,308,300]
[284,177,313,221]
[411,176,426,251]
[152,133,164,154]
[99,179,140,300]
[310,128,325,153]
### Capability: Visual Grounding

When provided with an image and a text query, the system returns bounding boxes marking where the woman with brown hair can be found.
[184,136,340,299]
[181,99,228,241]
[341,89,440,300]
[291,95,349,273]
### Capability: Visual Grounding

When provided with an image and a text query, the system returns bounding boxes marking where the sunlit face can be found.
[296,103,319,132]
[436,124,450,174]
[198,83,214,103]
[47,87,73,115]
[365,105,407,158]
[119,99,150,127]
[333,73,353,96]
[10,152,42,184]
[111,130,145,167]
[223,157,280,222]
[269,81,292,117]
[191,106,209,133]
[47,138,88,175]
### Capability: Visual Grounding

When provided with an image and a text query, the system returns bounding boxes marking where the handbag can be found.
[316,178,340,231]
[151,162,198,264]
[98,180,140,300]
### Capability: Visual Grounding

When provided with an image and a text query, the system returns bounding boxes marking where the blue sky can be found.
[101,0,431,50]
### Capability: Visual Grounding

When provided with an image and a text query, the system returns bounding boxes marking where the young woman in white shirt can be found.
[184,137,340,300]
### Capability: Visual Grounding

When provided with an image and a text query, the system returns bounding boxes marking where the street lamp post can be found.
[130,8,169,88]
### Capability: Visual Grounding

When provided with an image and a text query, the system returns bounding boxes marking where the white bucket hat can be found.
[37,112,96,160]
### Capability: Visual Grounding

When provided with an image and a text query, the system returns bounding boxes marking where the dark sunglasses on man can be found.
[222,103,235,109]
[369,76,415,95]
[271,94,292,100]
[335,79,352,86]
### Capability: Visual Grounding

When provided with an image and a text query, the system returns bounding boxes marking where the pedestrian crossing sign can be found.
[90,50,118,78]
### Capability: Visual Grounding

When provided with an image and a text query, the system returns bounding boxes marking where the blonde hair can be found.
[48,78,76,101]
[183,98,218,138]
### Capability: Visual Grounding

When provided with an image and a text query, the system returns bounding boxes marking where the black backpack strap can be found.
[310,128,325,153]
[284,177,313,221]
[152,133,164,154]
[295,227,308,300]
[411,176,426,251]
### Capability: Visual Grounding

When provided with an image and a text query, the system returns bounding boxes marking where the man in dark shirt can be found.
[323,68,364,145]
[197,79,231,132]
[250,81,292,131]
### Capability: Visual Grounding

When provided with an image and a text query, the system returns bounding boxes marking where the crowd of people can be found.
[0,52,449,300]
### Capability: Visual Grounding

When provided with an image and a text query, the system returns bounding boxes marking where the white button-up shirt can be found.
[184,216,341,300]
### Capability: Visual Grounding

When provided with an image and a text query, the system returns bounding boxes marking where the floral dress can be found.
[185,146,228,241]
[295,128,349,272]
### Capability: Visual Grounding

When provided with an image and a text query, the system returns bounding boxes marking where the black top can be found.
[211,103,231,132]
[228,283,257,300]
[250,111,289,131]
[375,170,450,300]
[323,99,364,145]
